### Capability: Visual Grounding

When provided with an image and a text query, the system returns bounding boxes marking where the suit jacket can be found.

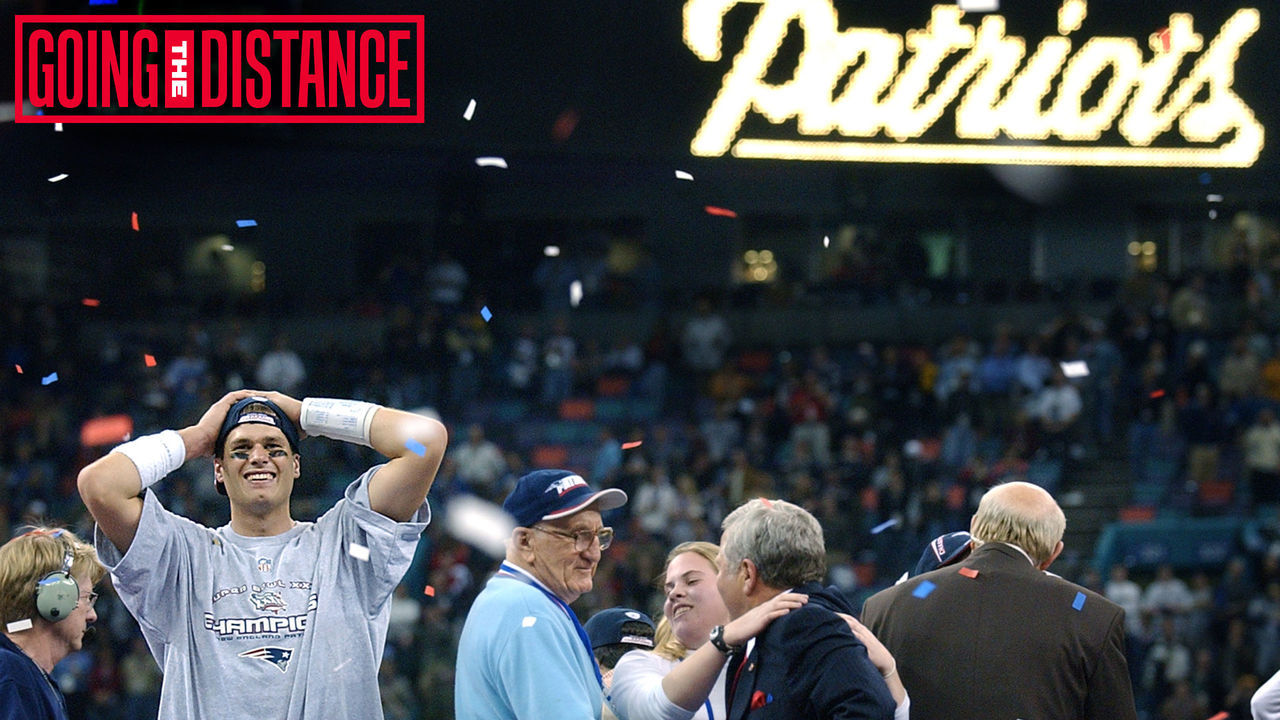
[725,582,896,720]
[861,543,1137,720]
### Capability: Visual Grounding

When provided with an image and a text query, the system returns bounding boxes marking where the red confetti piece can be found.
[1149,389,1165,399]
[144,354,157,367]
[131,212,139,231]
[621,441,642,450]
[760,498,773,508]
[81,298,100,307]
[1158,27,1170,51]
[705,205,738,218]
[552,108,580,142]
[1205,713,1228,720]
[424,585,436,597]
[14,365,22,374]
[958,567,979,579]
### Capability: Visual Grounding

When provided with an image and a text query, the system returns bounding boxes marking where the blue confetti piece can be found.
[41,372,58,385]
[405,439,427,457]
[912,580,936,599]
[480,306,493,322]
[88,0,119,5]
[236,219,257,228]
[1072,592,1086,611]
[870,518,898,534]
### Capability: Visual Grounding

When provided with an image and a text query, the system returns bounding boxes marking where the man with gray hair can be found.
[861,481,1137,720]
[715,498,899,720]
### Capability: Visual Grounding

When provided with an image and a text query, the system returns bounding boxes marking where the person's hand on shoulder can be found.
[723,592,808,647]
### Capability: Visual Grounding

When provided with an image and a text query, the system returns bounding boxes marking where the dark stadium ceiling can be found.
[2,0,1279,227]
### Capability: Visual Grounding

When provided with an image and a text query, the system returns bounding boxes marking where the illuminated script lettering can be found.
[684,0,1263,166]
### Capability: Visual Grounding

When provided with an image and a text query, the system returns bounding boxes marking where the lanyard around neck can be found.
[497,562,603,689]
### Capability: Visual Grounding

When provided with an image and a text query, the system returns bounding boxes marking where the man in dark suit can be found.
[861,481,1137,720]
[715,498,899,720]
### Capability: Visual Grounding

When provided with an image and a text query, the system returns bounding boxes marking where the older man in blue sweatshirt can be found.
[455,470,627,720]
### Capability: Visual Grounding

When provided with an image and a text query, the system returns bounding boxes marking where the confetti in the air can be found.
[131,212,139,231]
[823,235,830,248]
[480,306,493,322]
[48,173,68,183]
[463,98,476,120]
[569,281,583,308]
[1072,592,1086,611]
[544,245,561,257]
[444,494,516,557]
[6,619,32,633]
[522,616,537,628]
[221,244,234,252]
[41,373,58,385]
[958,567,979,579]
[81,298,100,307]
[1158,27,1171,51]
[1060,360,1089,378]
[14,365,22,374]
[144,354,157,367]
[1206,712,1229,720]
[405,439,427,457]
[424,585,436,597]
[475,157,508,169]
[621,441,642,450]
[912,581,936,599]
[675,170,694,181]
[957,0,998,11]
[1150,389,1166,399]
[348,543,371,562]
[54,123,63,132]
[236,219,257,228]
[704,206,737,218]
[870,518,899,534]
[1207,194,1223,203]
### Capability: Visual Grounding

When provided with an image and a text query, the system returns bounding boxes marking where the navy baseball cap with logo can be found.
[502,469,627,528]
[213,396,301,495]
[912,530,973,577]
[584,607,655,651]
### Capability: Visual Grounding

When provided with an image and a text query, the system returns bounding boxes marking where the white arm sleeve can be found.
[608,652,701,720]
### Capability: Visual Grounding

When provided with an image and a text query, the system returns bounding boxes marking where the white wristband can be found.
[299,398,380,447]
[113,430,186,492]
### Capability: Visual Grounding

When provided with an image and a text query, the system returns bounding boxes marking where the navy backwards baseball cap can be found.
[214,397,301,495]
[912,531,973,577]
[502,469,628,528]
[584,608,655,650]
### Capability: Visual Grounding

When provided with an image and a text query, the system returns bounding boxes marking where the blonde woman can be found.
[610,541,907,720]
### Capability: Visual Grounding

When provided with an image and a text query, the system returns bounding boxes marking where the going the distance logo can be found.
[15,15,424,123]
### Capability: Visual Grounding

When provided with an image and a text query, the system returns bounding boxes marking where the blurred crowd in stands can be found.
[6,251,1280,720]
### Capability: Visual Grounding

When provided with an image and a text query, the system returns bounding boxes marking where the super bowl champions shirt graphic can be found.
[94,466,430,720]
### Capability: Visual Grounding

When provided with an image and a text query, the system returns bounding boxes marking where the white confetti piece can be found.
[6,619,33,633]
[957,0,998,11]
[569,280,583,308]
[48,173,68,183]
[332,657,353,672]
[1060,360,1089,378]
[543,245,561,257]
[1206,194,1223,203]
[54,123,63,132]
[675,170,694,181]
[475,156,508,169]
[220,244,234,252]
[347,543,370,562]
[444,495,516,557]
[463,99,476,120]
[522,616,537,628]
[823,235,830,248]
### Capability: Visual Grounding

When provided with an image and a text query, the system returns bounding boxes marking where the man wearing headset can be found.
[0,527,107,720]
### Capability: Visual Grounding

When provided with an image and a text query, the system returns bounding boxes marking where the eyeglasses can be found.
[530,525,614,551]
[78,591,99,609]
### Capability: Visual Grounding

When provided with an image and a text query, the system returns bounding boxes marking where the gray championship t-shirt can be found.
[95,466,429,720]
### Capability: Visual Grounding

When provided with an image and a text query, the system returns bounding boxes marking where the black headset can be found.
[34,533,79,623]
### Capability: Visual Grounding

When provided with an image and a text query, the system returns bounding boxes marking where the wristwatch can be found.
[708,625,741,655]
